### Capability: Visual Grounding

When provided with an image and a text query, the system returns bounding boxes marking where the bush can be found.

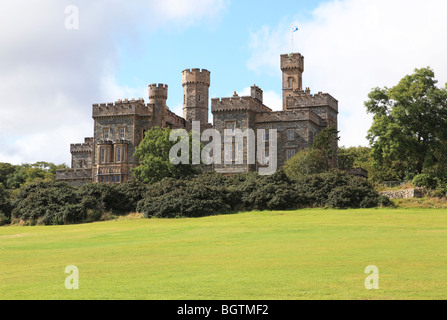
[137,182,230,218]
[11,181,83,225]
[294,170,387,208]
[412,174,438,189]
[76,183,127,214]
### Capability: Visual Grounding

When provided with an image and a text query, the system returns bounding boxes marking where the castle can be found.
[56,52,338,185]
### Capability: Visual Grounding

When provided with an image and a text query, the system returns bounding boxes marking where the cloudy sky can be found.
[1,0,446,165]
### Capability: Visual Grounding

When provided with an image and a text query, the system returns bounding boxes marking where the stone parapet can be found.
[255,109,323,126]
[286,90,338,112]
[211,96,272,114]
[280,53,304,72]
[92,98,150,118]
[182,68,210,87]
[56,168,93,186]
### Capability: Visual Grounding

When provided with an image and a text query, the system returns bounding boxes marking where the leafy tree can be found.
[365,67,447,181]
[312,126,340,170]
[132,127,199,184]
[283,148,327,181]
[0,163,15,186]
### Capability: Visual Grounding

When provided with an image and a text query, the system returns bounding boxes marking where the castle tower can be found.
[182,68,210,125]
[148,83,168,128]
[280,53,304,110]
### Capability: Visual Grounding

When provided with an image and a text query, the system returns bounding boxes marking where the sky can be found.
[0,0,446,165]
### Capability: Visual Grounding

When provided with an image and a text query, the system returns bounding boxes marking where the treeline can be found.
[1,169,391,226]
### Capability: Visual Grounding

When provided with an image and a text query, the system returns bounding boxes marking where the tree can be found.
[312,126,340,170]
[132,127,199,184]
[365,67,447,181]
[283,148,327,181]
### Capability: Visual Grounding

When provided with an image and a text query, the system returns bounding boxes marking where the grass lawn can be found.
[1,208,447,300]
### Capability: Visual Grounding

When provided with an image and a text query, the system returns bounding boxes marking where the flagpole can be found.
[291,28,293,53]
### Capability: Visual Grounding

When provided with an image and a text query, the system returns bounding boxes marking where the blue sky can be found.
[0,0,446,165]
[113,0,325,110]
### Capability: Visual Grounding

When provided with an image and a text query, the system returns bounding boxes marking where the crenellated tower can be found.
[148,83,168,128]
[281,53,304,110]
[182,68,210,125]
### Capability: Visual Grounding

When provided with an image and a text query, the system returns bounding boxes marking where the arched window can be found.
[116,147,121,163]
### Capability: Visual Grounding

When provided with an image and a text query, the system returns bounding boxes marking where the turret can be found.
[281,53,304,110]
[148,83,168,128]
[182,68,210,125]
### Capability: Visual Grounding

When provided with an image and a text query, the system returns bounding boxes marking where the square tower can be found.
[281,53,304,110]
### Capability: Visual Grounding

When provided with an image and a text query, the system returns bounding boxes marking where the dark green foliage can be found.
[116,181,149,213]
[133,127,199,184]
[11,181,83,225]
[294,170,388,208]
[365,67,447,181]
[283,148,327,180]
[412,174,438,190]
[0,183,11,225]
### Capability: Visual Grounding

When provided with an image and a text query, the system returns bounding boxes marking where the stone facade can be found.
[57,52,338,184]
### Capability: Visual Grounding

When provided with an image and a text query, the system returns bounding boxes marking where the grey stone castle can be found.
[56,52,338,185]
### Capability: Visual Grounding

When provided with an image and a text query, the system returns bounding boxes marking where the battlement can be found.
[211,95,272,113]
[280,52,304,72]
[285,89,338,112]
[148,84,168,100]
[255,109,323,125]
[56,168,93,184]
[182,68,211,87]
[92,98,151,118]
[70,139,93,153]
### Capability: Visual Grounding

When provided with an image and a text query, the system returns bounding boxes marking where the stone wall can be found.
[56,168,92,187]
[380,188,426,199]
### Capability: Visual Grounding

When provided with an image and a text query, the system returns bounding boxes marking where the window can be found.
[287,129,294,140]
[104,128,110,140]
[286,149,296,161]
[100,148,105,164]
[111,176,115,182]
[100,176,104,183]
[288,77,293,88]
[263,129,269,142]
[121,147,125,163]
[226,122,236,134]
[225,144,234,162]
[261,150,270,165]
[116,147,121,163]
[119,128,125,139]
[105,176,109,182]
[116,175,121,182]
[198,94,201,102]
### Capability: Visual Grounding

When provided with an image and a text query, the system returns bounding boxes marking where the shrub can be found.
[11,181,83,225]
[412,174,438,189]
[76,183,127,214]
[137,183,230,218]
[294,170,386,208]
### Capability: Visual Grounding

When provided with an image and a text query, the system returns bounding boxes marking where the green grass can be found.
[1,208,447,300]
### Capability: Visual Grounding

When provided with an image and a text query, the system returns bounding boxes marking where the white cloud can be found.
[0,0,227,165]
[247,0,447,148]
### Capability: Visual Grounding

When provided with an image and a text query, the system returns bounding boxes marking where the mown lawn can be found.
[1,208,446,299]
